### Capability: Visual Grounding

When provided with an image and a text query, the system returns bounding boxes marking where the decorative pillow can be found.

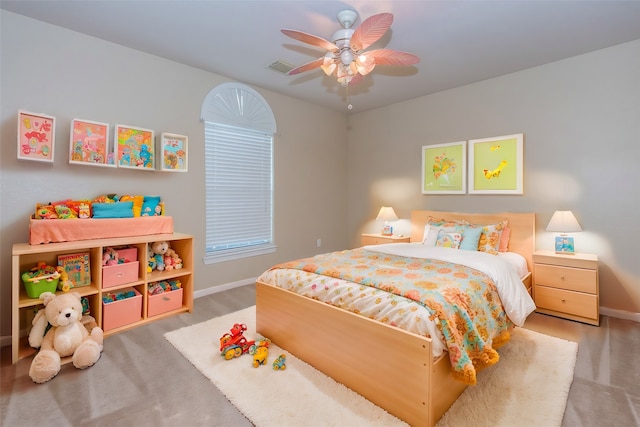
[436,232,462,249]
[92,201,134,219]
[499,227,511,252]
[141,196,162,216]
[422,225,440,246]
[459,226,483,251]
[119,195,144,217]
[477,220,508,255]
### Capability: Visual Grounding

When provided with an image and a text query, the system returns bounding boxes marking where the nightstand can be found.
[533,250,599,326]
[361,233,411,246]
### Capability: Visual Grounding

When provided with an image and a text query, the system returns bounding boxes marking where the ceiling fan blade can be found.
[281,29,339,52]
[350,13,393,52]
[288,57,325,75]
[366,49,420,66]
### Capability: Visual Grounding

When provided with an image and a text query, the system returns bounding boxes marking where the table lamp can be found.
[376,206,398,236]
[546,210,582,254]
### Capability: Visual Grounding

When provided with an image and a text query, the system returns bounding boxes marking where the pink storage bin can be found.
[148,288,183,317]
[102,287,142,332]
[102,261,139,289]
[116,247,138,262]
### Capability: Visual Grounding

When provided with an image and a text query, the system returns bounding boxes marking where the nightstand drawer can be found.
[535,285,598,320]
[534,264,597,294]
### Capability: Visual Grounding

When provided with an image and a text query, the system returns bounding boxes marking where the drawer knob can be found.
[560,275,565,280]
[561,299,566,303]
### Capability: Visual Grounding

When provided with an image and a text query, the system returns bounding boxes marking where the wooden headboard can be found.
[410,211,536,272]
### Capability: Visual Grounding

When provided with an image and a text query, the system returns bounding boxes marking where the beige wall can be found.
[347,39,640,315]
[2,11,639,342]
[0,12,349,337]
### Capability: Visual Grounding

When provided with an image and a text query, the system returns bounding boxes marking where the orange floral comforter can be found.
[269,248,513,384]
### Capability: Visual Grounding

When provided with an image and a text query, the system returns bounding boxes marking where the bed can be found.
[256,211,535,427]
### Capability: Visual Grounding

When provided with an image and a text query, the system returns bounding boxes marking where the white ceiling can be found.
[3,1,640,113]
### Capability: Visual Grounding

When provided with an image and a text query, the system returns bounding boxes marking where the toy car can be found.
[219,323,255,360]
[273,354,287,370]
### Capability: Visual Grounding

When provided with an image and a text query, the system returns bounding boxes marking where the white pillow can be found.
[422,225,439,246]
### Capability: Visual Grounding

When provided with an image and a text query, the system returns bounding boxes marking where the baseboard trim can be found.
[193,277,257,299]
[600,306,640,323]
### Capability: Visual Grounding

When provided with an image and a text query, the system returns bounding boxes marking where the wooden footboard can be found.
[256,281,467,427]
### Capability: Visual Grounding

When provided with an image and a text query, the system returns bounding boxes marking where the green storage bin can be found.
[22,273,59,299]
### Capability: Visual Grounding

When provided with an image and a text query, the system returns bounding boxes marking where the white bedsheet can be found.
[258,244,536,358]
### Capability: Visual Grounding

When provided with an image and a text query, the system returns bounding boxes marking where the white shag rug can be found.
[165,306,577,427]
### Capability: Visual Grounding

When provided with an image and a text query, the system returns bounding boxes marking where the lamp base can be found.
[554,235,575,255]
[381,225,393,236]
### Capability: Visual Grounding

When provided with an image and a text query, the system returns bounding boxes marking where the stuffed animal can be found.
[149,241,169,271]
[28,291,103,383]
[55,266,72,292]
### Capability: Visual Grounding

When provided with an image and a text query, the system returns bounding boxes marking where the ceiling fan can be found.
[281,9,420,87]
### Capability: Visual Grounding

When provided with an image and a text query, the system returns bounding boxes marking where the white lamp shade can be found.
[546,211,582,232]
[376,206,398,222]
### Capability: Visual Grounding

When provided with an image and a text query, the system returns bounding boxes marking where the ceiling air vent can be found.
[267,60,295,74]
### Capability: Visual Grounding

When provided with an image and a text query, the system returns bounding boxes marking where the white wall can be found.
[347,39,640,315]
[0,11,349,337]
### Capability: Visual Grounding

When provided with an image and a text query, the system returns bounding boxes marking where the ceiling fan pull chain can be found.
[346,83,353,110]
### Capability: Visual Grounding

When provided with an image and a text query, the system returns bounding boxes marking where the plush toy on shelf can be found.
[148,241,182,272]
[28,291,103,383]
[149,241,168,271]
[102,247,119,266]
[55,266,72,292]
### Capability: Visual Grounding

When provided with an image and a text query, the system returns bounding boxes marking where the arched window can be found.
[201,83,277,263]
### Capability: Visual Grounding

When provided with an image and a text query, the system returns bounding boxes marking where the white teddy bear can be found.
[28,291,103,383]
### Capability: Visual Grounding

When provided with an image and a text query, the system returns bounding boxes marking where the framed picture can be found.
[160,133,188,172]
[115,124,155,170]
[17,110,56,162]
[69,119,115,167]
[555,236,575,254]
[468,133,523,194]
[421,141,466,194]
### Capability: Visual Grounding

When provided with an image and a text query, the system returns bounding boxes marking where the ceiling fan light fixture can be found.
[340,49,354,65]
[355,55,375,75]
[321,53,337,75]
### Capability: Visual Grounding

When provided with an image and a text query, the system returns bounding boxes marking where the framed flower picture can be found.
[159,133,188,172]
[69,119,115,167]
[421,141,466,194]
[17,110,56,162]
[115,124,155,170]
[468,133,523,194]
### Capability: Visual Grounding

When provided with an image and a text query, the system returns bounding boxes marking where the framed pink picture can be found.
[17,110,56,162]
[115,124,155,170]
[69,119,115,167]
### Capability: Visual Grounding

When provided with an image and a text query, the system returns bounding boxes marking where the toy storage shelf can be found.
[11,232,193,364]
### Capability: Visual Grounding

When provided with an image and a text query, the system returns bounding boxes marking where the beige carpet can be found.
[165,306,578,427]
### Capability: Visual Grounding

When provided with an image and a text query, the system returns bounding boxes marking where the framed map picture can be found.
[115,124,155,170]
[17,110,56,162]
[469,133,523,194]
[421,141,466,194]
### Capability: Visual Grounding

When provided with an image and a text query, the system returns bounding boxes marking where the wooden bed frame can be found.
[256,211,535,427]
